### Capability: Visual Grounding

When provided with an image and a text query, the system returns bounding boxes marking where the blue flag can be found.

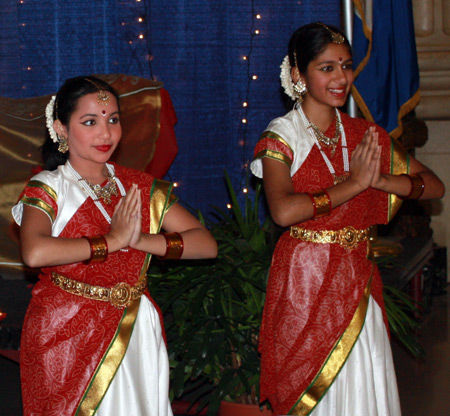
[352,0,420,138]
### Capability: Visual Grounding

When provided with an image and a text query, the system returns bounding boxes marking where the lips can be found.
[329,88,346,97]
[95,145,112,152]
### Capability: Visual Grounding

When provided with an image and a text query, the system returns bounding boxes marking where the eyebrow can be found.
[79,111,120,119]
[316,58,353,65]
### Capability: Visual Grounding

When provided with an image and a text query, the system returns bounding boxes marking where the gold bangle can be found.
[400,173,425,200]
[308,189,332,218]
[159,232,184,260]
[83,235,108,264]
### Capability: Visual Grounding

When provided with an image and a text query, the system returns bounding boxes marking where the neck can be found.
[301,101,336,132]
[68,159,109,184]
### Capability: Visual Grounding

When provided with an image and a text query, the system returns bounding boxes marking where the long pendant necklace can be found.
[67,161,127,224]
[297,106,349,185]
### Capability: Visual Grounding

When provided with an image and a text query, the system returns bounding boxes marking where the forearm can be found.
[21,230,130,268]
[131,227,218,259]
[20,234,91,267]
[373,171,445,200]
[267,178,365,227]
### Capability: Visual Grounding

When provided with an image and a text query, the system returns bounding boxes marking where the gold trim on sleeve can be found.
[21,196,56,222]
[261,131,294,154]
[254,149,292,168]
[28,180,58,201]
[254,130,294,168]
[290,273,373,415]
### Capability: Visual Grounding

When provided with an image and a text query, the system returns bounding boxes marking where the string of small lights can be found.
[135,0,263,202]
[141,0,154,80]
[231,0,262,208]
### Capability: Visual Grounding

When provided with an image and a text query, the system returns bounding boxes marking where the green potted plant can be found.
[149,171,273,415]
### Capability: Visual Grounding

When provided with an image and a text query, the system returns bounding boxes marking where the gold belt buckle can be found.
[110,282,133,309]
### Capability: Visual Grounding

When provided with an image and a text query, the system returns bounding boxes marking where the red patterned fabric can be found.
[19,164,170,416]
[254,113,394,415]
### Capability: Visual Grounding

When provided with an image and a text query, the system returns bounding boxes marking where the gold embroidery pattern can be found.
[51,272,147,309]
[290,226,370,250]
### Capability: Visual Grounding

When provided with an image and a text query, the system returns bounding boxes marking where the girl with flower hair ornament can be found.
[12,76,217,416]
[251,22,444,415]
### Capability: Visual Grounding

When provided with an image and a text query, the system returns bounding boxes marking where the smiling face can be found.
[300,42,354,112]
[55,91,121,174]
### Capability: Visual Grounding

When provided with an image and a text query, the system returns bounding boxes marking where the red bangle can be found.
[399,174,425,200]
[83,235,108,264]
[158,232,184,260]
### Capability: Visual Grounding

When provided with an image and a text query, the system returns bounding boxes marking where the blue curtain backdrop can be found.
[352,0,420,139]
[0,0,340,215]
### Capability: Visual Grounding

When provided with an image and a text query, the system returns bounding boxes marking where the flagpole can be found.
[343,0,358,118]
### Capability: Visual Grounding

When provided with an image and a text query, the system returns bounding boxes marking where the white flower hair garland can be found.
[280,55,296,101]
[45,95,59,143]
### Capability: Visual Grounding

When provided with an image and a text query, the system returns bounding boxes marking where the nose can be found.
[334,65,353,86]
[98,120,112,141]
[333,67,347,84]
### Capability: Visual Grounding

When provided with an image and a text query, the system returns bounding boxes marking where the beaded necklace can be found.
[297,106,350,185]
[67,161,127,224]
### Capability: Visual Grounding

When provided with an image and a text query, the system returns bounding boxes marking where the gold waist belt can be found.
[51,272,147,309]
[290,225,370,250]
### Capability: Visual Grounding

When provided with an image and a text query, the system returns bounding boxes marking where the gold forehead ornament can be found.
[317,22,345,44]
[85,78,110,105]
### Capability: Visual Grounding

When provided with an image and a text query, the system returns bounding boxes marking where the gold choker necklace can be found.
[81,173,118,204]
[309,116,342,156]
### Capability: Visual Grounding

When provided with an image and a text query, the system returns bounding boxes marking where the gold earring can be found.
[293,80,307,102]
[57,136,69,153]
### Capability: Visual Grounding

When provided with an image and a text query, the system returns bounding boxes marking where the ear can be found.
[291,67,303,84]
[53,120,67,137]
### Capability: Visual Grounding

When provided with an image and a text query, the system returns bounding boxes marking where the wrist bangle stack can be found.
[83,235,108,264]
[307,189,332,219]
[400,173,425,200]
[158,232,184,260]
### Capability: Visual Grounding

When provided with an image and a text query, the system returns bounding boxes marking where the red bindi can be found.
[101,110,106,116]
